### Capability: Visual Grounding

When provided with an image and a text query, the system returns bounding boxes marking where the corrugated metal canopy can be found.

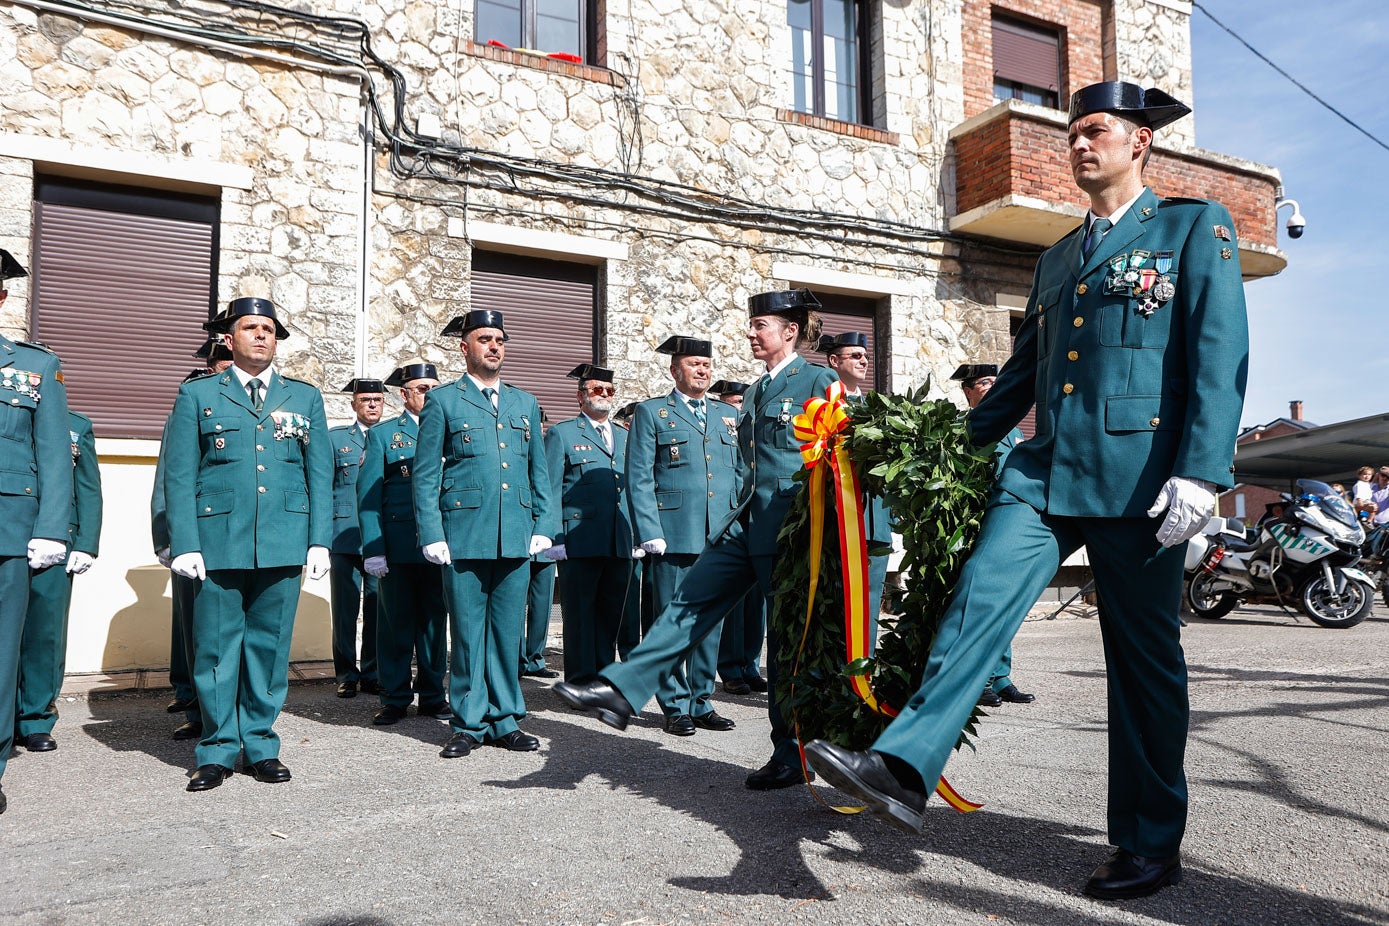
[1233,412,1389,488]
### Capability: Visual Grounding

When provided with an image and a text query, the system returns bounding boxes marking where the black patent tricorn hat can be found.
[1068,81,1191,131]
[747,288,822,318]
[816,331,869,353]
[442,310,508,340]
[0,248,28,282]
[710,379,749,396]
[342,378,385,395]
[567,363,614,384]
[204,297,290,339]
[193,337,233,363]
[655,335,712,358]
[384,362,439,386]
[951,363,998,384]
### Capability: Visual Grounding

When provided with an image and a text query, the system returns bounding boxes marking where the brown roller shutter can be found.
[812,292,880,391]
[470,249,598,426]
[31,178,217,439]
[1008,312,1037,439]
[992,15,1061,93]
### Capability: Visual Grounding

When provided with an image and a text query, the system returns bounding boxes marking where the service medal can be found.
[214,437,226,449]
[1107,253,1130,274]
[400,464,410,477]
[1153,276,1176,302]
[1129,249,1152,268]
[778,398,792,424]
[670,444,680,462]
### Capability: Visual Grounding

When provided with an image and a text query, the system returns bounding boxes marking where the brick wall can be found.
[962,0,1106,119]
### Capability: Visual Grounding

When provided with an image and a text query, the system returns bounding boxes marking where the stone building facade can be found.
[0,0,1286,672]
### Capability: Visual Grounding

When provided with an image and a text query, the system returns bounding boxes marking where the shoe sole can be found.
[171,729,202,741]
[1084,867,1182,900]
[554,685,629,731]
[805,745,924,835]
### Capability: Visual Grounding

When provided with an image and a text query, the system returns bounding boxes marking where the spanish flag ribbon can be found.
[791,382,981,815]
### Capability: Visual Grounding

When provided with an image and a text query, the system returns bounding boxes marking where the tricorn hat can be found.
[816,331,869,353]
[441,310,508,340]
[1068,81,1191,131]
[193,337,233,363]
[567,363,614,384]
[950,363,998,385]
[614,402,638,423]
[204,297,290,339]
[384,362,440,386]
[0,248,28,282]
[182,368,211,384]
[710,379,749,397]
[342,378,385,395]
[655,335,712,358]
[748,288,822,318]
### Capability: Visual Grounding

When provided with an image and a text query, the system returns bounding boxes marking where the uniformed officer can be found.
[558,289,839,790]
[413,310,556,758]
[709,379,767,697]
[16,408,102,752]
[521,409,559,679]
[609,401,646,662]
[359,362,449,725]
[806,83,1248,901]
[950,362,1034,708]
[328,378,386,699]
[626,338,741,736]
[154,342,234,741]
[165,297,333,791]
[543,364,635,683]
[0,248,73,814]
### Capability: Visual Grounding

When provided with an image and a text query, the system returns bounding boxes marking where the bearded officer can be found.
[328,378,386,699]
[0,248,73,814]
[543,364,635,683]
[627,338,740,736]
[166,297,332,791]
[558,289,838,790]
[358,361,449,725]
[413,310,556,758]
[16,406,101,752]
[806,82,1248,901]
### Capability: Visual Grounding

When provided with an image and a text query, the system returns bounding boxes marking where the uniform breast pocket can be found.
[199,417,242,463]
[448,417,479,458]
[1099,274,1176,350]
[0,391,37,442]
[657,431,688,468]
[762,409,796,451]
[274,434,305,464]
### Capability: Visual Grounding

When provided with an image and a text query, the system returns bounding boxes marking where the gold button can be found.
[1067,351,1078,361]
[658,502,663,508]
[1150,417,1161,427]
[10,398,17,405]
[497,423,504,430]
[257,464,265,471]
[499,442,506,449]
[214,424,222,431]
[707,473,713,479]
[1062,384,1074,394]
[258,486,266,493]
[1077,283,1088,295]
[256,445,264,452]
[704,437,710,443]
[1073,317,1084,328]
[454,501,461,507]
[501,462,509,469]
[708,491,714,498]
[501,482,509,489]
[204,506,211,512]
[257,425,264,431]
[25,487,32,493]
[706,454,712,461]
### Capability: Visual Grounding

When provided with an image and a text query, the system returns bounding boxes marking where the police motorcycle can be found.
[1184,479,1375,629]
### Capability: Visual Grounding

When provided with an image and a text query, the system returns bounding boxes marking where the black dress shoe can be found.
[745,760,805,791]
[693,711,736,732]
[172,721,203,741]
[487,730,540,751]
[553,679,633,731]
[373,704,408,726]
[0,783,6,814]
[997,684,1035,704]
[722,678,752,695]
[440,732,480,758]
[521,667,560,679]
[978,686,1003,707]
[250,758,292,783]
[336,681,358,699]
[166,696,197,714]
[664,714,696,736]
[359,679,385,696]
[417,701,452,718]
[745,674,769,693]
[804,740,926,833]
[1084,849,1182,900]
[23,733,56,752]
[186,764,233,792]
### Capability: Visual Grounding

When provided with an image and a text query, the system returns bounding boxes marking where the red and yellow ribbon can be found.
[790,382,981,815]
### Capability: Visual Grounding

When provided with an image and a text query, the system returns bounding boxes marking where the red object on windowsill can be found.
[547,52,582,63]
[486,39,510,48]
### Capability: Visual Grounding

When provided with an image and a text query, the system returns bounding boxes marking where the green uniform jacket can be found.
[165,369,332,569]
[328,423,368,554]
[412,377,556,559]
[66,412,102,555]
[0,335,72,555]
[625,391,741,555]
[358,413,426,565]
[719,356,838,555]
[545,414,632,558]
[972,188,1248,515]
[151,411,174,554]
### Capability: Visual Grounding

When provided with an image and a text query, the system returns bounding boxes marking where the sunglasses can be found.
[585,386,616,397]
[404,385,433,395]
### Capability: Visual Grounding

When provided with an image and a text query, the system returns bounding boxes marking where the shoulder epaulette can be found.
[16,339,57,355]
[69,411,93,426]
[277,373,317,387]
[1160,196,1212,206]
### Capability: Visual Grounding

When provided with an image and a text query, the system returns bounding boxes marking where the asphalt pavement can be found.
[2,604,1386,926]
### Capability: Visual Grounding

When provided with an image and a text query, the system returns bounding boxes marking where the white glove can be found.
[1146,477,1217,548]
[422,541,452,565]
[529,535,553,557]
[631,546,646,559]
[27,539,67,571]
[363,555,390,577]
[543,543,568,562]
[156,546,173,568]
[306,545,331,581]
[66,551,95,575]
[171,552,207,581]
[640,538,667,556]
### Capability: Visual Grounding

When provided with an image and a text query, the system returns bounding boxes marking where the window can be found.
[476,0,595,61]
[812,292,882,391]
[31,176,218,439]
[788,0,871,124]
[991,14,1060,109]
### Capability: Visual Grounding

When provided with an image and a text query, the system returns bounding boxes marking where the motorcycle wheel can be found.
[1299,575,1373,629]
[1185,572,1239,619]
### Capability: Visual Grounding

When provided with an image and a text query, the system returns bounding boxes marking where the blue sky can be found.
[1190,1,1388,430]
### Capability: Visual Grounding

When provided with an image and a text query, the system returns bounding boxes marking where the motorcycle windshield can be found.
[1296,478,1358,529]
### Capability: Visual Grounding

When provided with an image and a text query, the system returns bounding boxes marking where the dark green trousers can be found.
[717,591,764,682]
[443,558,528,741]
[556,557,633,682]
[645,553,723,718]
[16,560,73,736]
[521,560,555,673]
[0,555,30,779]
[192,566,301,767]
[988,645,1016,694]
[873,492,1189,857]
[329,553,378,685]
[169,573,199,722]
[376,562,448,708]
[603,520,796,769]
[616,559,645,661]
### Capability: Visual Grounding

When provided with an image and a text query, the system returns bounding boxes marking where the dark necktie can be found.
[1083,217,1113,257]
[690,398,706,429]
[753,373,772,407]
[482,386,497,412]
[248,377,264,412]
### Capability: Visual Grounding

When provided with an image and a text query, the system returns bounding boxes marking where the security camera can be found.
[1276,198,1305,240]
